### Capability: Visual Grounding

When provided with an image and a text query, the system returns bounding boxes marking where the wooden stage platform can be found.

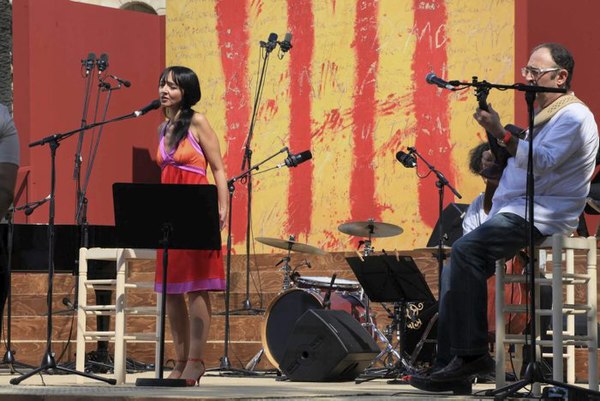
[0,369,597,401]
[0,369,518,401]
[2,247,599,399]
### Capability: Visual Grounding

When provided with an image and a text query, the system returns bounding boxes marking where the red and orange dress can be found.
[154,125,225,294]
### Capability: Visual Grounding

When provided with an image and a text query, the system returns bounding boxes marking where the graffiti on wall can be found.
[166,0,515,253]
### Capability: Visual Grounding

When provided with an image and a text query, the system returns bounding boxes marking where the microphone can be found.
[260,32,279,53]
[97,53,109,73]
[134,99,161,117]
[82,52,96,76]
[396,150,416,168]
[62,297,74,309]
[279,32,293,53]
[279,150,312,168]
[109,74,131,88]
[425,72,457,91]
[23,194,51,216]
[98,81,111,90]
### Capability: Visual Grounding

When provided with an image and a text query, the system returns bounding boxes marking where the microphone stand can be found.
[72,82,140,373]
[9,109,147,386]
[410,147,462,287]
[211,147,288,374]
[73,62,97,225]
[235,37,278,315]
[55,83,112,320]
[451,79,600,399]
[0,202,46,373]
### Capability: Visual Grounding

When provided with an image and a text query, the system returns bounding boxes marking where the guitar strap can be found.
[533,93,585,128]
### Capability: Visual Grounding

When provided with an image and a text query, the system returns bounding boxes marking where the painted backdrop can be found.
[166,0,515,253]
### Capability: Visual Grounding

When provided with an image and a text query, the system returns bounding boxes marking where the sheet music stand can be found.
[112,183,221,387]
[346,255,436,378]
[346,255,435,304]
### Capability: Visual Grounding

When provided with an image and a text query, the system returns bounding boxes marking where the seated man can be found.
[410,42,599,394]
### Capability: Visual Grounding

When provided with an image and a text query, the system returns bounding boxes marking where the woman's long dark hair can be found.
[159,66,202,146]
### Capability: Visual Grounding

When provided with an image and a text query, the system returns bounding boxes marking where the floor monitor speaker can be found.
[280,309,379,381]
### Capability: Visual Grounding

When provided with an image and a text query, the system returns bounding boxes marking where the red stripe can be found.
[411,0,455,227]
[286,0,314,240]
[350,0,381,222]
[215,0,250,245]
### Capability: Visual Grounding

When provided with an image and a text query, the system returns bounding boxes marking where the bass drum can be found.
[262,288,366,369]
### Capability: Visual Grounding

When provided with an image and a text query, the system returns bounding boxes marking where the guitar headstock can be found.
[473,77,490,112]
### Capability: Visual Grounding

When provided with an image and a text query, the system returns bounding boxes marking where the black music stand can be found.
[347,255,436,381]
[111,183,221,387]
[346,255,435,304]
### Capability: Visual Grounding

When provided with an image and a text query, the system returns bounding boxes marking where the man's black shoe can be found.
[409,373,472,395]
[429,354,494,383]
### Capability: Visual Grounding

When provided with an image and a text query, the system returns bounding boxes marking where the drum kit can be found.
[250,218,421,379]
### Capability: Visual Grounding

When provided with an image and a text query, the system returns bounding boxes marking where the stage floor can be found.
[0,368,594,401]
[0,369,505,400]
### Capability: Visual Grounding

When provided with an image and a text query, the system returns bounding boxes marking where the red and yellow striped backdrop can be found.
[166,0,515,253]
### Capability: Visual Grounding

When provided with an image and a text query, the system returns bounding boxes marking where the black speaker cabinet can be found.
[280,309,379,381]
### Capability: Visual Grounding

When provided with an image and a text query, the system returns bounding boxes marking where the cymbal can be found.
[338,221,403,238]
[256,237,327,255]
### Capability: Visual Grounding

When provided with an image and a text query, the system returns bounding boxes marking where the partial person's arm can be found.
[191,113,228,230]
[0,105,20,217]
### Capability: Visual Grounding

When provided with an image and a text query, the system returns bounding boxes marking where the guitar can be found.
[475,85,528,213]
[475,85,511,180]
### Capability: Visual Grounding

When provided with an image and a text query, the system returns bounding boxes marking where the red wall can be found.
[12,0,165,225]
[514,0,600,127]
[515,0,600,233]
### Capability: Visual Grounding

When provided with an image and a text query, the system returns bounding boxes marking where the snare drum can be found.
[294,275,361,292]
[261,287,367,368]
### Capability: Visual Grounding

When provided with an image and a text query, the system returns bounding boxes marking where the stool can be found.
[76,247,158,384]
[495,234,598,391]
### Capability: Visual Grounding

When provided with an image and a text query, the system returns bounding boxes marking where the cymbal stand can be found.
[277,237,296,291]
[356,227,375,335]
[366,302,403,369]
[359,302,416,383]
[245,245,294,373]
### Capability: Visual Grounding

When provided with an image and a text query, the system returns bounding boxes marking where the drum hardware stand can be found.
[339,218,404,341]
[245,241,300,372]
[357,302,416,383]
[246,239,320,373]
[275,238,297,291]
